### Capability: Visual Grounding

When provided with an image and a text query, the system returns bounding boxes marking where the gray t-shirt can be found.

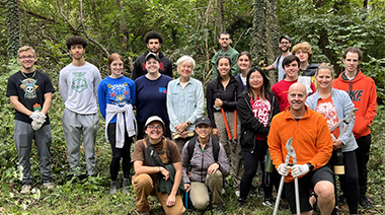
[273,53,292,81]
[59,62,101,114]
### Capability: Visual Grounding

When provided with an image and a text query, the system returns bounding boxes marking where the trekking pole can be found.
[185,192,189,209]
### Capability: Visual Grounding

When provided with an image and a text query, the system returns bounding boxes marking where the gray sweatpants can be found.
[14,120,52,185]
[62,108,99,176]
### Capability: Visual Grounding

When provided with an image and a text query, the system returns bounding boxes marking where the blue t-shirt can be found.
[97,76,136,123]
[135,74,172,123]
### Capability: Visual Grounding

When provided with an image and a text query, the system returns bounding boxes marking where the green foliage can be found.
[5,0,20,59]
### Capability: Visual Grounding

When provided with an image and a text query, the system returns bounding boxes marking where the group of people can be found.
[6,30,377,215]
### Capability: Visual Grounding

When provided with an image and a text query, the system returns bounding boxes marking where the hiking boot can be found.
[122,178,130,195]
[262,198,273,207]
[110,180,119,194]
[20,184,32,194]
[42,182,55,190]
[214,204,226,214]
[359,197,372,209]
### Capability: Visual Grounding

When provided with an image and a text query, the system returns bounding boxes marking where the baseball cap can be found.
[279,35,291,43]
[145,116,165,128]
[195,117,211,127]
[145,52,160,62]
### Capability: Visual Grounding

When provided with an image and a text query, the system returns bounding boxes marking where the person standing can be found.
[59,35,101,178]
[167,56,204,152]
[268,83,335,215]
[263,35,292,82]
[135,53,172,139]
[7,46,55,194]
[207,55,243,197]
[235,51,252,88]
[332,47,377,208]
[98,53,136,194]
[132,31,173,80]
[292,42,321,87]
[211,32,239,79]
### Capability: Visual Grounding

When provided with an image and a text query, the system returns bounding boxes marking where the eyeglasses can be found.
[280,42,290,45]
[19,55,35,59]
[148,125,163,130]
[220,38,230,41]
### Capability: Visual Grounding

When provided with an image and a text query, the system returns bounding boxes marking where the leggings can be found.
[108,123,133,181]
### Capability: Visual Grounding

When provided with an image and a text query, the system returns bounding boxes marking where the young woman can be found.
[235,51,252,88]
[135,53,173,139]
[237,67,280,205]
[97,53,136,194]
[131,116,185,215]
[167,56,204,152]
[206,55,243,196]
[306,64,359,214]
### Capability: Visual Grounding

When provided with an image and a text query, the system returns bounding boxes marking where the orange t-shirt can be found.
[316,96,340,138]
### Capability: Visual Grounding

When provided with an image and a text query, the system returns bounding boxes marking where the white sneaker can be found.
[42,182,55,190]
[235,191,240,197]
[20,184,32,194]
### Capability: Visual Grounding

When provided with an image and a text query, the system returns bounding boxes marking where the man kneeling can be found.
[268,83,335,215]
[182,117,230,214]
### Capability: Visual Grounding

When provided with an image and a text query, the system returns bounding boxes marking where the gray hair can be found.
[176,55,196,75]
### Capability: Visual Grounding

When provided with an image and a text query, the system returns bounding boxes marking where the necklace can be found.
[21,70,36,78]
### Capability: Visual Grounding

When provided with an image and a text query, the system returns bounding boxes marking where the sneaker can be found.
[262,198,273,207]
[214,204,226,214]
[42,182,55,190]
[122,178,130,195]
[20,184,32,194]
[359,197,372,209]
[235,191,240,197]
[237,198,246,208]
[110,180,119,195]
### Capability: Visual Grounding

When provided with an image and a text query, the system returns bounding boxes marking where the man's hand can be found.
[291,164,310,178]
[277,164,290,176]
[184,183,191,193]
[207,163,220,174]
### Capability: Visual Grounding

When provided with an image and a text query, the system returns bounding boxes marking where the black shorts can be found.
[284,165,334,214]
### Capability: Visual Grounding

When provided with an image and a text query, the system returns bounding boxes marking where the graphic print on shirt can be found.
[159,87,167,93]
[107,83,130,106]
[316,100,338,129]
[251,97,271,127]
[20,78,38,99]
[71,72,88,93]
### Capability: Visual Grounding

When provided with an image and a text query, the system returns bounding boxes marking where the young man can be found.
[264,35,292,82]
[7,46,55,194]
[332,47,377,208]
[292,42,321,87]
[268,83,335,215]
[271,55,316,111]
[211,32,239,79]
[131,31,173,80]
[59,35,101,178]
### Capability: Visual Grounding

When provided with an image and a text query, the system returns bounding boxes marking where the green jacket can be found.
[157,163,185,195]
[211,46,239,79]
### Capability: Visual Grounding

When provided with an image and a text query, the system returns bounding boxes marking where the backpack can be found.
[187,135,220,163]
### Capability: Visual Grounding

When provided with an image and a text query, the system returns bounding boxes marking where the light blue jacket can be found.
[167,77,205,133]
[306,87,358,152]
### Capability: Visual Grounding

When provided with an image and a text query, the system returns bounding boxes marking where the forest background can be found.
[0,0,385,214]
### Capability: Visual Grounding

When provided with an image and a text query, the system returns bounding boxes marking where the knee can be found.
[314,181,335,202]
[132,174,153,191]
[211,170,223,180]
[192,199,210,210]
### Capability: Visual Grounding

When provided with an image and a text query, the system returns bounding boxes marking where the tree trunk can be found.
[6,0,20,60]
[116,0,129,51]
[217,0,225,33]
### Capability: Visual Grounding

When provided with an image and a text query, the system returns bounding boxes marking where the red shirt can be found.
[250,96,271,140]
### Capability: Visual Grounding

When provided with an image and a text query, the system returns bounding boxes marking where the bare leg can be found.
[314,181,335,215]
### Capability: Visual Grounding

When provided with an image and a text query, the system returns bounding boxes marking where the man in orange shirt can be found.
[268,83,334,215]
[332,47,377,208]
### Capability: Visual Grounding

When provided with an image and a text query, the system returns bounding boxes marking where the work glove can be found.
[30,111,41,121]
[291,164,310,178]
[30,111,46,131]
[35,112,46,124]
[277,164,290,176]
[31,120,44,130]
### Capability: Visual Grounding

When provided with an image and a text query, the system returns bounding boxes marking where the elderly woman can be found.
[206,55,244,197]
[167,56,204,152]
[131,116,185,215]
[98,53,136,194]
[306,64,359,214]
[182,117,230,213]
[135,53,173,139]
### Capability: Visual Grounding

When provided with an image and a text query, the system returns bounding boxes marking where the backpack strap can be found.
[211,135,220,163]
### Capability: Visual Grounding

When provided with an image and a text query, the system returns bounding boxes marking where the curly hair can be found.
[292,42,313,60]
[144,31,164,44]
[66,35,88,50]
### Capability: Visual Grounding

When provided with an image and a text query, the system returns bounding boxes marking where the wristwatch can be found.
[186,121,192,126]
[307,163,315,172]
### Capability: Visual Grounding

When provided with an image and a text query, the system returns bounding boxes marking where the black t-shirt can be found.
[6,70,55,124]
